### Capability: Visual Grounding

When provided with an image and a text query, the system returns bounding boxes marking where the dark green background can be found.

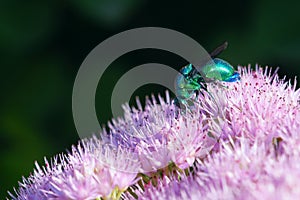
[1,0,300,198]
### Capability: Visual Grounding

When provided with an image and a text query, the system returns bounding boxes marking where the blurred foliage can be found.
[1,0,300,198]
[71,0,145,28]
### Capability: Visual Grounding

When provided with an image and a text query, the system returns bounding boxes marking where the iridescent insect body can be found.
[174,42,240,106]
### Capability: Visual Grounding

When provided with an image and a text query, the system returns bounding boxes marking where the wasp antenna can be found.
[210,41,228,58]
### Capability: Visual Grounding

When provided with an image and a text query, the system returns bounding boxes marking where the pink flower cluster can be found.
[9,66,300,200]
[136,136,300,200]
[10,138,140,200]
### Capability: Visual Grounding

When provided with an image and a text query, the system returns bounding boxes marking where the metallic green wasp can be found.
[174,42,240,107]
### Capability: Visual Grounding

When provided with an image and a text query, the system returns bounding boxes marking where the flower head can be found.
[10,138,140,200]
[10,66,300,199]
